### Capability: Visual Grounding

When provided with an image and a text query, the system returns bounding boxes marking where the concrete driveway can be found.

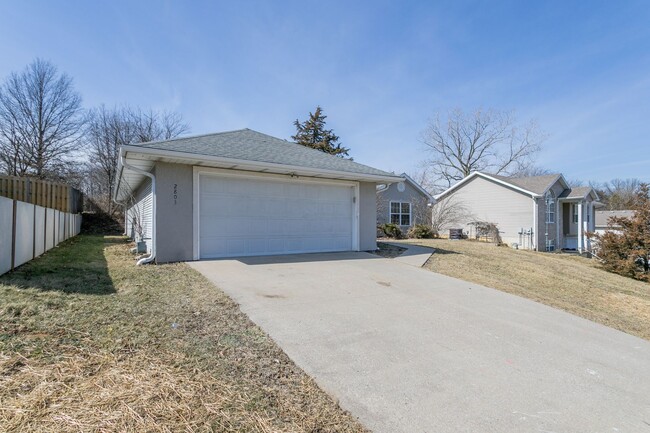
[188,252,650,433]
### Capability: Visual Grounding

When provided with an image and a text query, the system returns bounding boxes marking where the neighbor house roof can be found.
[377,173,434,201]
[436,171,564,199]
[595,210,635,227]
[436,171,602,203]
[114,128,403,201]
[558,186,593,199]
[490,173,563,195]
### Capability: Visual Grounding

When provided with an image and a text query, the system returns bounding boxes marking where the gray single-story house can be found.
[435,171,601,252]
[594,210,635,235]
[376,173,434,230]
[113,128,403,263]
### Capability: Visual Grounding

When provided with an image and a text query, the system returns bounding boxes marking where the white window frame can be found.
[389,201,411,226]
[546,238,555,252]
[572,204,579,223]
[545,192,555,224]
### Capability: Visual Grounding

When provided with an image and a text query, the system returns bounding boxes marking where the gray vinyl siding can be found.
[154,162,193,263]
[126,179,153,253]
[148,163,380,262]
[377,181,430,229]
[359,182,378,251]
[439,176,534,247]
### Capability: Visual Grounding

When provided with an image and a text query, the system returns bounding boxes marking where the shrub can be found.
[593,184,649,281]
[407,224,435,239]
[468,221,502,245]
[378,223,403,239]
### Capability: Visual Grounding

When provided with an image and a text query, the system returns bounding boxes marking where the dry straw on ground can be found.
[0,236,367,433]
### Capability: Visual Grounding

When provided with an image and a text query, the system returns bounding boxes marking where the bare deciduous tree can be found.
[0,59,83,178]
[515,165,554,178]
[422,108,546,188]
[128,108,189,143]
[591,178,642,210]
[430,196,473,236]
[84,105,189,215]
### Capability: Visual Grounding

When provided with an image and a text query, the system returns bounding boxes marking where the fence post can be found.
[11,199,17,271]
[44,205,48,254]
[32,204,36,259]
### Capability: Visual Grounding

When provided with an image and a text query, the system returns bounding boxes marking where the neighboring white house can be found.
[594,210,635,235]
[376,173,434,231]
[113,129,402,263]
[435,171,601,252]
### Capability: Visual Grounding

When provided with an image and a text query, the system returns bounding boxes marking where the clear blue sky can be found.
[2,1,649,183]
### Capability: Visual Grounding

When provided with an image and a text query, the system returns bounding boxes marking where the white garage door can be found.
[199,174,356,258]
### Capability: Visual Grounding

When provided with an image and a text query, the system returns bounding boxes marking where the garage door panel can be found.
[199,174,354,258]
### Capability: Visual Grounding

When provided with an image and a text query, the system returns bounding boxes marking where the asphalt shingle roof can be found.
[135,128,397,178]
[595,210,635,227]
[559,186,593,199]
[490,173,561,195]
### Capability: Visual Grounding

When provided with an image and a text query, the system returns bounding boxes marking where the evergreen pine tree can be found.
[292,106,349,157]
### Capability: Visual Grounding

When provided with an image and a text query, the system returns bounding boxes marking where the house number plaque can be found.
[173,184,178,204]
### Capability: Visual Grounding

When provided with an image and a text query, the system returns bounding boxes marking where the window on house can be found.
[545,192,555,223]
[572,204,579,223]
[546,239,555,252]
[390,202,411,226]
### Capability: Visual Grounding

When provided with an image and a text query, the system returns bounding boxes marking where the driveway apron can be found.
[188,252,650,433]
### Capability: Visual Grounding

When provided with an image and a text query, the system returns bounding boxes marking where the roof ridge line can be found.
[137,128,251,147]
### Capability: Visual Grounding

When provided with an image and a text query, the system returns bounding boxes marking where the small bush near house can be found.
[593,183,650,281]
[378,223,403,239]
[469,221,502,245]
[407,224,435,239]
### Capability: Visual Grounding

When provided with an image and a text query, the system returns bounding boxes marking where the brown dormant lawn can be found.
[401,238,650,341]
[0,235,366,433]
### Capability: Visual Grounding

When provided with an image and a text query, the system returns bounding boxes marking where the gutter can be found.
[121,144,403,184]
[116,152,157,265]
[532,197,538,251]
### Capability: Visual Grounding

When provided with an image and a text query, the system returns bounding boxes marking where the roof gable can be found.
[399,173,434,201]
[436,172,544,199]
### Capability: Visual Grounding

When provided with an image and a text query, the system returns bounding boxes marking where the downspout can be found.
[532,197,538,251]
[117,153,157,265]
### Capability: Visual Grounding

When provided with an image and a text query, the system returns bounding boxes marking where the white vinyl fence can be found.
[0,195,82,276]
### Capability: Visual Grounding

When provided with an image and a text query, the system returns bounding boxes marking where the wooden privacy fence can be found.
[0,175,83,213]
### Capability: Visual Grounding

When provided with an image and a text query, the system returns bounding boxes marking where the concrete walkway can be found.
[381,241,434,267]
[189,252,650,433]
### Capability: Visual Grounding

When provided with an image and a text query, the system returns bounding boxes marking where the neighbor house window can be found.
[390,202,411,226]
[546,239,555,252]
[545,192,555,223]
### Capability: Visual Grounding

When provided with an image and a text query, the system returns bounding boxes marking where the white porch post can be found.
[577,201,584,253]
[556,199,561,250]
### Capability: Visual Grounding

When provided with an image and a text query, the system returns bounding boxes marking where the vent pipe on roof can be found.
[118,154,157,265]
